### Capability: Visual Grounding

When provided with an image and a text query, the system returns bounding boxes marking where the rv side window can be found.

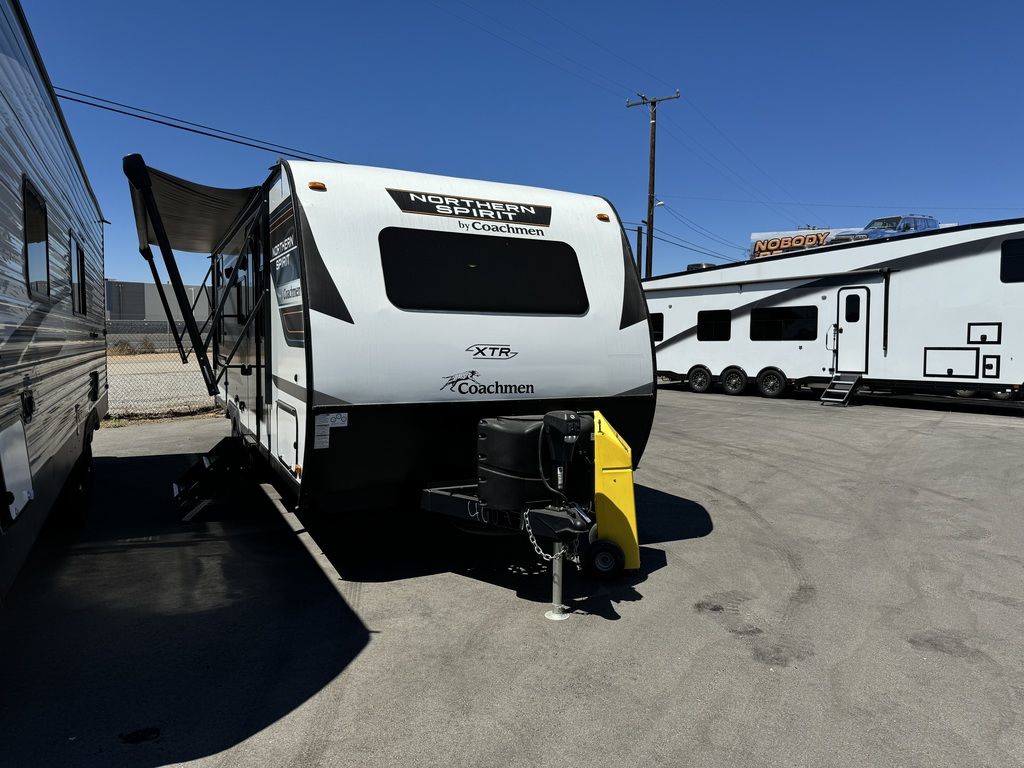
[1000,239,1024,283]
[70,236,86,315]
[750,306,818,341]
[23,179,49,298]
[696,309,731,341]
[649,313,664,342]
[379,227,588,315]
[845,294,860,323]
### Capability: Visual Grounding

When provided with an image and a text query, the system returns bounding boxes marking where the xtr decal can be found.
[466,343,518,360]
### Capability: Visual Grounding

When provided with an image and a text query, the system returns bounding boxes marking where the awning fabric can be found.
[124,153,260,256]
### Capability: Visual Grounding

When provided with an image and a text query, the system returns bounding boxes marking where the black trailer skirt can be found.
[299,393,655,513]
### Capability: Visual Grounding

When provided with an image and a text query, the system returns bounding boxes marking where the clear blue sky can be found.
[24,0,1024,283]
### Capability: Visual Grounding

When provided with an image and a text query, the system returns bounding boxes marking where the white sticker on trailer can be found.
[313,433,330,449]
[315,412,349,428]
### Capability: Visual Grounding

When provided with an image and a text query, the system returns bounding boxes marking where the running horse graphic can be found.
[440,370,480,391]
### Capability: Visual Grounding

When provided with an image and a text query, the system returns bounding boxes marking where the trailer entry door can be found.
[836,287,869,374]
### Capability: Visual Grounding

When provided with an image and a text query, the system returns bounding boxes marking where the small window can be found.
[649,312,664,342]
[750,306,818,341]
[379,227,588,315]
[70,236,86,315]
[697,309,731,341]
[845,294,860,323]
[23,179,48,297]
[1000,239,1024,283]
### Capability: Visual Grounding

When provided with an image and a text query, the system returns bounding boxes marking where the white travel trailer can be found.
[644,218,1024,404]
[0,0,107,598]
[124,155,655,576]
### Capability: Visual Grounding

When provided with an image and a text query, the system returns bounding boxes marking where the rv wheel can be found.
[991,390,1015,401]
[756,369,787,398]
[721,367,748,396]
[585,540,626,580]
[687,365,712,393]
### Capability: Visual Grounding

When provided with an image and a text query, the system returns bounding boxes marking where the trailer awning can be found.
[123,153,260,256]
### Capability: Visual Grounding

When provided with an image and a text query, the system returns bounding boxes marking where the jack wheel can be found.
[721,367,747,396]
[687,365,712,393]
[585,539,625,580]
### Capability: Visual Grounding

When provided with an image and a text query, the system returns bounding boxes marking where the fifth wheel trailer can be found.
[0,0,106,599]
[643,218,1024,402]
[123,155,655,575]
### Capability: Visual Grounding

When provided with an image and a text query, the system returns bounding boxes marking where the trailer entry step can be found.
[821,373,862,407]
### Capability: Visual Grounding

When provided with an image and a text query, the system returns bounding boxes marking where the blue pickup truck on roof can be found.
[830,214,939,244]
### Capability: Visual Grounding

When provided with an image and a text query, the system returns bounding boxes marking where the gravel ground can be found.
[107,352,215,416]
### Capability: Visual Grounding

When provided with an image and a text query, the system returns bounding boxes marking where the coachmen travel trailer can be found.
[644,218,1024,405]
[0,0,107,599]
[123,155,655,578]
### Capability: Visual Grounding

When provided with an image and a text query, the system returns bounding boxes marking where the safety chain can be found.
[522,509,581,569]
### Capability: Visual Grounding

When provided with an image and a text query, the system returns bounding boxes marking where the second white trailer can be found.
[643,218,1024,402]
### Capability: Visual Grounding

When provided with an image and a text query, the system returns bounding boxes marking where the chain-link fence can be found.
[106,320,217,418]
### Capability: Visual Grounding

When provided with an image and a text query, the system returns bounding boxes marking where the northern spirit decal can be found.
[387,189,551,226]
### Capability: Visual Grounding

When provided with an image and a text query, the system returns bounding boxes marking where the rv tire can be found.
[756,368,787,398]
[687,365,712,393]
[721,367,747,396]
[585,539,625,580]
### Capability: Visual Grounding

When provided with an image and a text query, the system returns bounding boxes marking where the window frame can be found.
[378,226,590,316]
[749,305,819,342]
[844,294,861,323]
[999,239,1024,284]
[696,309,732,342]
[22,176,50,300]
[649,312,664,342]
[76,240,87,315]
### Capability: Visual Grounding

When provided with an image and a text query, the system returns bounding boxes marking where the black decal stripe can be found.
[615,383,654,396]
[273,375,307,403]
[313,390,350,406]
[296,204,353,324]
[655,240,983,353]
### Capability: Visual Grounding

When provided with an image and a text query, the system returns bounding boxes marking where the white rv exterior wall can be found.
[645,221,1024,389]
[286,162,652,407]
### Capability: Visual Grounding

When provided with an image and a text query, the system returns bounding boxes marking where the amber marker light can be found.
[596,213,610,222]
[308,181,327,191]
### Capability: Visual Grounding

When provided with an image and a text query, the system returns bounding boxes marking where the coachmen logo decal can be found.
[441,370,535,395]
[466,343,518,360]
[388,189,552,226]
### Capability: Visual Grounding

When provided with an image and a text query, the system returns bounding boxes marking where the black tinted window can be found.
[697,309,731,341]
[750,306,818,341]
[649,312,664,342]
[379,227,588,314]
[845,294,860,323]
[23,180,48,297]
[1000,239,1024,283]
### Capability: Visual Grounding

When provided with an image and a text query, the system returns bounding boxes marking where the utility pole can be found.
[626,90,679,278]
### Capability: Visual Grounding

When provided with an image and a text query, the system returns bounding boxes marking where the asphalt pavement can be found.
[1,392,1022,767]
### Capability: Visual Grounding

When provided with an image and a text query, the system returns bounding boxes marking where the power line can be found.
[679,98,828,227]
[656,194,1024,212]
[659,203,748,251]
[55,87,343,162]
[650,232,739,262]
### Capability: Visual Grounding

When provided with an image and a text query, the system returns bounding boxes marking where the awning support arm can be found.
[213,289,267,386]
[132,177,219,396]
[140,245,186,363]
[202,252,247,353]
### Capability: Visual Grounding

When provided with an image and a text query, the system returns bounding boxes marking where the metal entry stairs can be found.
[820,373,862,407]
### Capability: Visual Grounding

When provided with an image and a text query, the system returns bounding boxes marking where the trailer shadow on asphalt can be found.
[301,484,711,621]
[0,451,370,768]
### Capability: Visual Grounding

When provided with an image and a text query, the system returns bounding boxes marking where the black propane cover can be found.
[476,412,594,511]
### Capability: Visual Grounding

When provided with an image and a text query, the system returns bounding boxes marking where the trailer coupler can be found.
[419,409,641,586]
